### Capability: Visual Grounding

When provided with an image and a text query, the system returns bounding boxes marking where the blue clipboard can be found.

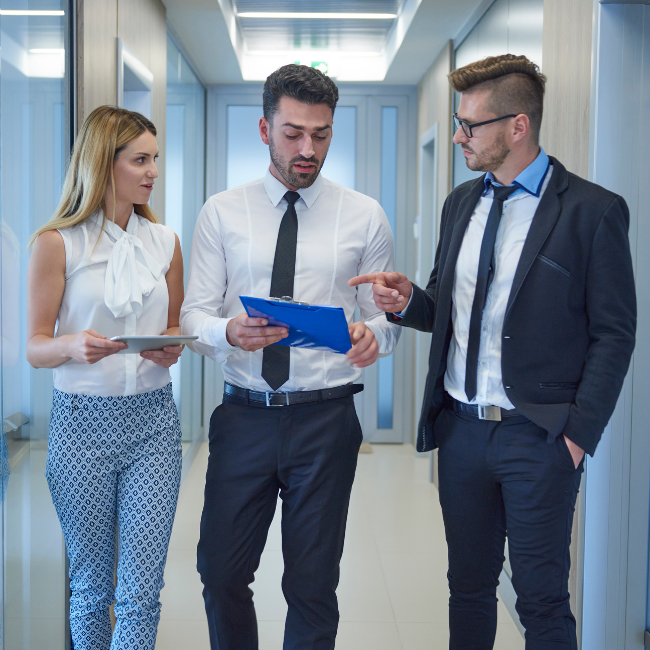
[239,296,352,354]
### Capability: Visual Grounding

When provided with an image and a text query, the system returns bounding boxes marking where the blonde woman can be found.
[26,106,183,650]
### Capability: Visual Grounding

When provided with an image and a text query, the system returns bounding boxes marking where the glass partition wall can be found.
[165,34,207,456]
[211,87,414,443]
[0,2,73,648]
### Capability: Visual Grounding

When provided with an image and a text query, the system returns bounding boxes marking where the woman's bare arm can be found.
[26,230,125,368]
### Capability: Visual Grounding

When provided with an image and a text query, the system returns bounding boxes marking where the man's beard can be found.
[269,137,326,189]
[463,132,510,172]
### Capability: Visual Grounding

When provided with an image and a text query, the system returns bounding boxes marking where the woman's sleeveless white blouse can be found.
[54,211,176,396]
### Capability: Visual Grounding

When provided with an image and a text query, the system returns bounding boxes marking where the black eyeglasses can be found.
[453,113,517,138]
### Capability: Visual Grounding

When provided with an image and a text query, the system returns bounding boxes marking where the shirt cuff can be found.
[204,316,239,352]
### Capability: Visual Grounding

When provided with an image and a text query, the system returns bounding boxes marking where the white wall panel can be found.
[583,4,650,650]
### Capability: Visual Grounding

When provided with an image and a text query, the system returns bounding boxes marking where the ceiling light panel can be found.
[241,20,391,54]
[237,13,397,19]
[234,0,404,56]
[0,9,65,15]
[233,0,405,81]
[234,1,403,12]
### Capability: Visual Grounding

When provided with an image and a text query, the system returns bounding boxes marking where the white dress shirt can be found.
[54,211,176,396]
[445,153,553,408]
[180,169,401,392]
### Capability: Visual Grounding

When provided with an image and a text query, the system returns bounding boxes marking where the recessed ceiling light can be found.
[0,10,65,16]
[236,12,397,20]
[247,50,382,57]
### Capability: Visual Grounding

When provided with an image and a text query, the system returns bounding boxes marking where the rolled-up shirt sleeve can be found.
[180,199,239,362]
[356,203,401,356]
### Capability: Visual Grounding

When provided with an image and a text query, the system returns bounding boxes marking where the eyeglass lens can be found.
[453,115,471,138]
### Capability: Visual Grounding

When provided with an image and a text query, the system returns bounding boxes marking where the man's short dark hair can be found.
[263,64,339,123]
[448,54,547,143]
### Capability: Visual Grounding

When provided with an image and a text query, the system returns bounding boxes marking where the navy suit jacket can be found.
[389,157,636,456]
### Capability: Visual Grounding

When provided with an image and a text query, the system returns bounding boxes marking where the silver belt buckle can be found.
[478,405,502,421]
[265,391,291,407]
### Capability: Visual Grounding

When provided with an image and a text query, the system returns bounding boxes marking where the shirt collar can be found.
[264,168,324,209]
[483,147,550,198]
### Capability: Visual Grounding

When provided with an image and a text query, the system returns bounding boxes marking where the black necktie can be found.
[464,184,518,402]
[261,190,301,391]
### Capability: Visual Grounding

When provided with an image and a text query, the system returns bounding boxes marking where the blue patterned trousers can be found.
[46,383,182,650]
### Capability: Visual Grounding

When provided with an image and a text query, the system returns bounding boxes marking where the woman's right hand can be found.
[64,329,127,364]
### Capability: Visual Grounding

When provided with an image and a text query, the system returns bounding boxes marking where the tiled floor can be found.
[156,443,525,650]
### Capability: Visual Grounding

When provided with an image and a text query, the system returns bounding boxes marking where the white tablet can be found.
[109,335,198,354]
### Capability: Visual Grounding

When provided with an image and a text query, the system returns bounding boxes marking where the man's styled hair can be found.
[263,64,339,123]
[448,54,547,143]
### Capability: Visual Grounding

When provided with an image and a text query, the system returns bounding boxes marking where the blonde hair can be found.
[29,105,158,248]
[449,54,547,143]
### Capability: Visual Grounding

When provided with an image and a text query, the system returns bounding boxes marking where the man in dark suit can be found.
[350,54,636,650]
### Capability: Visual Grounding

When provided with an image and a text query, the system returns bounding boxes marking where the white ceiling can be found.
[163,0,486,85]
[234,0,405,54]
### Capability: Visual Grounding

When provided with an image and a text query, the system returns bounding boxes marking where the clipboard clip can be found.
[269,296,310,306]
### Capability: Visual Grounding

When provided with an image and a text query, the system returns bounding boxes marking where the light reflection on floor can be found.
[3,442,67,649]
[156,444,525,650]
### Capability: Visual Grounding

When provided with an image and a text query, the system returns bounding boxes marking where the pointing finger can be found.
[386,272,406,284]
[349,273,383,287]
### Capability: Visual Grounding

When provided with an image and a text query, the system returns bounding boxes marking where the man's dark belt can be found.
[224,382,364,407]
[445,393,525,421]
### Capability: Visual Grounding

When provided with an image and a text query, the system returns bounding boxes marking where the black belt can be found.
[224,382,364,407]
[445,394,525,421]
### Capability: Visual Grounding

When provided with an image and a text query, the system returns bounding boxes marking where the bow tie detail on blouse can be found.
[102,213,164,319]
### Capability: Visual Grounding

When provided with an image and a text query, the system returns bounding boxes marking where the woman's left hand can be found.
[141,345,183,368]
[140,327,184,368]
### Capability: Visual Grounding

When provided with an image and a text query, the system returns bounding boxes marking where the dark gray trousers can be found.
[197,394,362,650]
[435,406,583,650]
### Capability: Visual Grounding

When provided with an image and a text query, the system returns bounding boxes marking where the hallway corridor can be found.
[155,444,524,650]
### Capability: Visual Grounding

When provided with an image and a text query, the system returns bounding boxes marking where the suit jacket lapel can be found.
[438,176,486,307]
[505,157,569,317]
[430,175,485,368]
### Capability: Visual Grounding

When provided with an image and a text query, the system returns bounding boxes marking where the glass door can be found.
[0,2,73,647]
[166,34,207,464]
[358,94,414,444]
[209,86,415,444]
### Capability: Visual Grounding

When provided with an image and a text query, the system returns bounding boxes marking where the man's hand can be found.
[348,272,413,313]
[226,313,288,352]
[564,435,585,469]
[347,322,379,368]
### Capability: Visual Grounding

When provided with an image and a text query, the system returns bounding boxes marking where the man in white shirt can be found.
[181,64,400,650]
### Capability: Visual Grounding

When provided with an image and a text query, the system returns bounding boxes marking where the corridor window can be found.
[0,2,73,647]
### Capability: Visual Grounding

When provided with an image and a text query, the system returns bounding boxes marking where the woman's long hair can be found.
[29,105,158,248]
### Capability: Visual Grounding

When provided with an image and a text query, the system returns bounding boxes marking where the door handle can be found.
[4,412,30,438]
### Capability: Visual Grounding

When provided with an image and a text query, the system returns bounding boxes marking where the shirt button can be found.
[505,385,512,389]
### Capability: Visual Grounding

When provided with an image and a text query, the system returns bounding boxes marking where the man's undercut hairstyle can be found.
[448,54,547,143]
[263,64,339,124]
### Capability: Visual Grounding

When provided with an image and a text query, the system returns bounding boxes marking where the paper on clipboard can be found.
[239,296,352,354]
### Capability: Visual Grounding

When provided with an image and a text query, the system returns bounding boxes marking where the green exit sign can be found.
[293,61,329,75]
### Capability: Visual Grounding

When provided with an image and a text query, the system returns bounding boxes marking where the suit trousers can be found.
[197,394,363,650]
[435,406,583,650]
